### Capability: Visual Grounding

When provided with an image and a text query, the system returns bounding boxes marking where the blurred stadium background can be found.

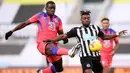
[0,0,130,73]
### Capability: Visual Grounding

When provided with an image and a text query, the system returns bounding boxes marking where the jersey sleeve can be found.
[28,13,39,23]
[66,27,77,38]
[111,28,119,42]
[57,18,63,31]
[97,26,104,38]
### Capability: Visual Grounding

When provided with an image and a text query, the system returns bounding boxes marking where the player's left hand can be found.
[117,30,127,37]
[110,51,115,56]
[5,31,13,40]
[62,38,68,44]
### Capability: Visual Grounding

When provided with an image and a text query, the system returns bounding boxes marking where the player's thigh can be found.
[92,59,103,73]
[37,42,48,55]
[80,57,93,73]
[37,42,55,56]
[101,55,109,67]
[52,57,63,72]
[108,55,113,67]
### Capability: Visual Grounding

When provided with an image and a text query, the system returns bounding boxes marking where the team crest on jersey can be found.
[54,18,59,26]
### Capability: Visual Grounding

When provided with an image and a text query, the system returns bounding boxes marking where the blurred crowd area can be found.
[0,0,130,73]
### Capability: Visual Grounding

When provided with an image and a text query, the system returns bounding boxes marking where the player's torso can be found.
[100,28,115,53]
[77,25,100,57]
[36,12,60,42]
[79,25,99,41]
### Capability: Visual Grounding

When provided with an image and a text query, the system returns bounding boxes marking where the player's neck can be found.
[103,28,109,32]
[46,12,53,18]
[83,24,89,27]
[50,15,53,18]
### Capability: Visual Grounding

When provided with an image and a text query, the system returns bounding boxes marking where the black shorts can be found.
[80,56,103,72]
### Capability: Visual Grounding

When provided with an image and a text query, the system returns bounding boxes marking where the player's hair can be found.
[80,9,91,16]
[101,17,109,22]
[46,1,55,7]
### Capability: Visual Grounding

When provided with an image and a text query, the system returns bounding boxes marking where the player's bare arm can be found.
[102,30,127,40]
[110,39,119,56]
[5,20,33,40]
[57,30,68,44]
[12,20,32,32]
[43,34,67,43]
[113,39,119,53]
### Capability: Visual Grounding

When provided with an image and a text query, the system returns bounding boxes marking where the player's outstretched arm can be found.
[58,30,68,44]
[103,30,127,40]
[43,34,68,43]
[5,20,32,40]
[43,27,77,43]
[12,20,31,32]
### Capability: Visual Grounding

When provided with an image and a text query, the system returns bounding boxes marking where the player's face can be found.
[101,20,110,30]
[81,15,90,26]
[46,4,56,16]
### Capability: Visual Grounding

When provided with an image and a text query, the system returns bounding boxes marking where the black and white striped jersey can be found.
[66,25,104,58]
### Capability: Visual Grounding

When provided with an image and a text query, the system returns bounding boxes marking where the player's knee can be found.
[45,45,52,55]
[46,44,59,56]
[46,49,52,55]
[56,67,63,72]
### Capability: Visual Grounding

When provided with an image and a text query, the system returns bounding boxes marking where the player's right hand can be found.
[5,31,13,40]
[63,38,68,44]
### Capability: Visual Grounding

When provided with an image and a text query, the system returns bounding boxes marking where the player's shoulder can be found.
[37,12,47,17]
[91,24,98,27]
[53,14,61,22]
[90,24,100,29]
[54,14,60,19]
[70,27,79,31]
[37,12,45,15]
[74,27,79,29]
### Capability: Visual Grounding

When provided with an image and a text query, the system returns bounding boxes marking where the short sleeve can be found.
[110,28,119,42]
[110,28,116,34]
[29,13,38,23]
[97,26,104,38]
[66,27,77,38]
[57,19,63,31]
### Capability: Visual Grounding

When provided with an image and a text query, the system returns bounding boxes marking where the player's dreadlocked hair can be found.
[80,9,91,16]
[101,17,109,22]
[46,1,55,7]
